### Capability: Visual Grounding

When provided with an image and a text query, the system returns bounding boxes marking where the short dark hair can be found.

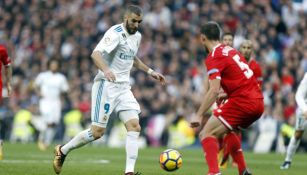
[200,21,221,41]
[47,58,60,68]
[222,32,234,38]
[126,5,143,16]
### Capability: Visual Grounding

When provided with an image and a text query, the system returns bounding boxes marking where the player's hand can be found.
[303,111,307,120]
[104,69,116,82]
[6,83,12,97]
[151,71,166,85]
[190,114,201,128]
[216,92,227,105]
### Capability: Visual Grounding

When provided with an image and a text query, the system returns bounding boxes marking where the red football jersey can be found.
[0,44,12,95]
[248,59,262,87]
[205,44,263,99]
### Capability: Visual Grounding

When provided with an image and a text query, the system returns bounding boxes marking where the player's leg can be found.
[281,110,306,170]
[223,131,249,175]
[280,130,304,169]
[53,125,104,174]
[44,104,61,148]
[38,102,48,150]
[61,125,105,155]
[199,115,229,175]
[220,131,241,168]
[44,123,56,148]
[211,97,261,175]
[117,86,142,175]
[53,80,111,174]
[119,111,141,175]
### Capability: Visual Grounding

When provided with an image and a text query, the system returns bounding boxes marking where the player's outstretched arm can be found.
[4,64,12,97]
[190,79,220,128]
[91,51,116,82]
[133,56,166,85]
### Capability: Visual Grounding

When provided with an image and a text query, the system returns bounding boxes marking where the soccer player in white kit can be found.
[34,59,69,150]
[53,5,166,175]
[280,73,307,169]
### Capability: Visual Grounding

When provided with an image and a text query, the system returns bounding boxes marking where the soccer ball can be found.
[159,149,182,172]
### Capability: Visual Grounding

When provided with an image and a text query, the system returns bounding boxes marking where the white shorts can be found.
[91,80,140,128]
[295,108,307,130]
[39,99,61,124]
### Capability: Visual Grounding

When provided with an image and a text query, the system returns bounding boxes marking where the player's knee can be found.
[199,129,213,140]
[295,130,304,139]
[126,120,141,132]
[91,126,105,139]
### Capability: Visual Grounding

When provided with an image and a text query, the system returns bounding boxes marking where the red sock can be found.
[225,132,246,174]
[201,137,220,174]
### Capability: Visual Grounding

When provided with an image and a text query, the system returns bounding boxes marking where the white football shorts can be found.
[295,108,307,130]
[91,80,140,128]
[39,99,62,124]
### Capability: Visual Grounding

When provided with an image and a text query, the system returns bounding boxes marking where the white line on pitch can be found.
[0,159,110,164]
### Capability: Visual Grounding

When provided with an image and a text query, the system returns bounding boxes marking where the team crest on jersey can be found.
[104,37,111,45]
[103,115,108,122]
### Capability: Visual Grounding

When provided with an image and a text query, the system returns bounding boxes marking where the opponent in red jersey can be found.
[0,44,12,160]
[220,39,263,168]
[190,22,264,175]
[240,40,262,87]
[0,44,12,99]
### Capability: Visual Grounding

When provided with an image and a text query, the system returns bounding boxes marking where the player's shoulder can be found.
[135,31,141,38]
[36,71,50,79]
[111,24,124,33]
[104,24,122,37]
[249,59,261,66]
[55,72,66,78]
[209,44,231,58]
[302,72,307,80]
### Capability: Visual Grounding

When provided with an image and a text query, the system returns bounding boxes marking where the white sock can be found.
[125,131,140,173]
[61,129,95,155]
[38,130,46,143]
[285,136,300,162]
[44,127,56,146]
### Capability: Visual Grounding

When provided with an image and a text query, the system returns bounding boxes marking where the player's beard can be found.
[126,21,137,34]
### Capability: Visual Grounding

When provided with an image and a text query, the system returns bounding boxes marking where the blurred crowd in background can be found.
[0,0,307,152]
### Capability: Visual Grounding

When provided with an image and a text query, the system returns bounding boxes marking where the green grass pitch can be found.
[0,143,306,175]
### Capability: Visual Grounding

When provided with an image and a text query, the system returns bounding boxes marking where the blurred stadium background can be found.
[0,0,307,164]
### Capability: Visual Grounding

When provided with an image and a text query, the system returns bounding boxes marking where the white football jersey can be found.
[35,71,69,101]
[296,73,307,112]
[93,23,141,83]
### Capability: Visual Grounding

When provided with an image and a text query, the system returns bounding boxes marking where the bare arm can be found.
[4,64,12,96]
[191,79,221,128]
[134,56,166,85]
[203,72,209,94]
[133,56,152,73]
[91,51,116,82]
[196,79,220,116]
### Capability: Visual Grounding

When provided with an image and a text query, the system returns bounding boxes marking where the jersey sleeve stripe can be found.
[207,68,219,75]
[114,26,123,32]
